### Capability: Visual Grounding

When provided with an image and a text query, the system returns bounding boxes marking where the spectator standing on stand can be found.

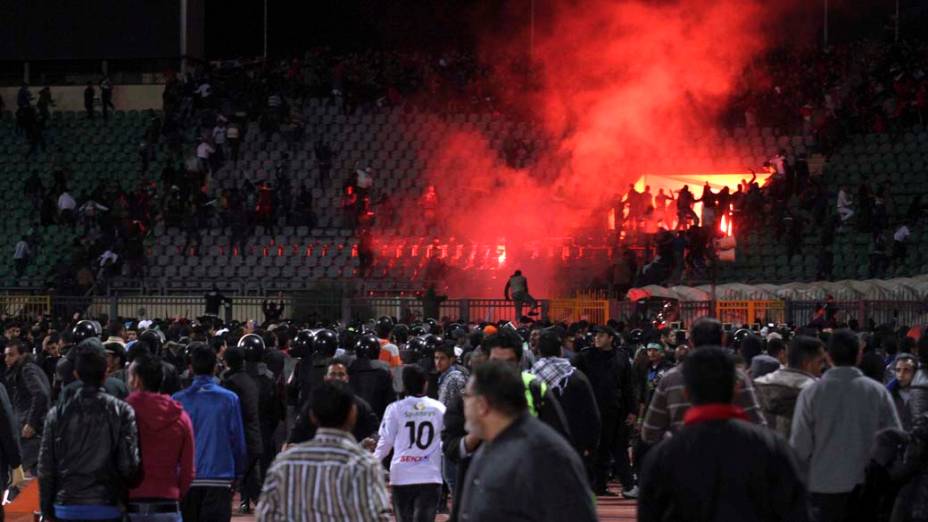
[226,121,241,165]
[196,137,214,177]
[36,86,54,124]
[100,76,114,121]
[13,236,30,278]
[837,185,854,225]
[211,118,227,171]
[83,82,95,120]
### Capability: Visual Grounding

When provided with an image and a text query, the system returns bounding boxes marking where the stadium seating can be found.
[2,99,926,292]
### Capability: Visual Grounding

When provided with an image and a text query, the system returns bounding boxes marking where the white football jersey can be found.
[373,395,446,486]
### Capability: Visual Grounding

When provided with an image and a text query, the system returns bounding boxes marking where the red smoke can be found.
[392,0,793,297]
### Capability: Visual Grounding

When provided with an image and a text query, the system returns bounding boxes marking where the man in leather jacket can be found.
[38,340,140,522]
[4,338,50,475]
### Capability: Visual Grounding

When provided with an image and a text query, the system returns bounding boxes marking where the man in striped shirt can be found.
[640,317,766,444]
[256,382,390,522]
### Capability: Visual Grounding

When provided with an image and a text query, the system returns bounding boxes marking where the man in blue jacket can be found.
[174,343,246,522]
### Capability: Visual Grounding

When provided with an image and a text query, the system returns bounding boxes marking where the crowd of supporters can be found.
[0,298,923,520]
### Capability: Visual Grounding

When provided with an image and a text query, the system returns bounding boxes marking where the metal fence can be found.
[2,293,925,328]
[549,297,610,324]
[348,298,535,324]
[786,300,928,328]
[716,300,786,326]
[0,295,51,318]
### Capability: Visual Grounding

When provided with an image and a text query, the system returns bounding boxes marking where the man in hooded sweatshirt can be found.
[127,353,195,522]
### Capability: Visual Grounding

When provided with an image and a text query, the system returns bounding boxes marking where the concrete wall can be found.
[1,84,164,112]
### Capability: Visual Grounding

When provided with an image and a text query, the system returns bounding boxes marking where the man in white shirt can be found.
[892,224,911,263]
[373,365,445,522]
[57,191,77,225]
[836,186,853,223]
[196,138,215,175]
[13,236,30,277]
[211,119,227,168]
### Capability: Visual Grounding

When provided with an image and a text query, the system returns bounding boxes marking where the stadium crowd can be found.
[0,300,922,521]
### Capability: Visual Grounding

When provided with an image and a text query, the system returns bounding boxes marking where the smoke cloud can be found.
[394,0,797,297]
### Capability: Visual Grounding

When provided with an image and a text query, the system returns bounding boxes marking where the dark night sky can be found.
[203,0,513,59]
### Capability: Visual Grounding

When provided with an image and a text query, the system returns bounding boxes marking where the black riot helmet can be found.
[237,333,266,362]
[72,320,102,344]
[138,328,165,355]
[410,324,427,337]
[375,316,395,338]
[290,329,316,358]
[313,329,339,358]
[391,324,410,345]
[628,328,645,345]
[425,318,441,336]
[355,333,381,360]
[407,336,427,355]
[422,334,443,359]
[732,328,752,346]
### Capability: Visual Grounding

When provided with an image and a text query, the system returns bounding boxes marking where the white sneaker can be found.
[622,486,639,499]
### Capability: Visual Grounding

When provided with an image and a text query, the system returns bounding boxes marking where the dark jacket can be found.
[261,300,285,324]
[573,346,637,418]
[888,380,914,431]
[245,361,284,434]
[159,360,182,396]
[549,368,601,457]
[37,353,61,389]
[891,413,928,521]
[442,374,573,521]
[38,384,140,518]
[204,291,230,316]
[289,353,331,407]
[0,383,21,488]
[347,358,396,419]
[221,368,263,459]
[6,355,51,430]
[59,378,128,404]
[639,414,810,522]
[456,413,596,522]
[906,384,928,426]
[289,394,378,444]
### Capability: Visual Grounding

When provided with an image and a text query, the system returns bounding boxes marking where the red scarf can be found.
[683,403,748,426]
